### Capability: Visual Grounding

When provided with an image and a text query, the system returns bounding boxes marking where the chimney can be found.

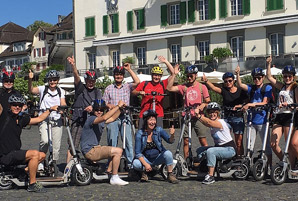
[58,15,62,23]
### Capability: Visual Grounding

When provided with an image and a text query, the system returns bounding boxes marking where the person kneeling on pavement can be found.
[80,99,129,186]
[195,102,236,185]
[133,110,178,184]
[0,94,58,192]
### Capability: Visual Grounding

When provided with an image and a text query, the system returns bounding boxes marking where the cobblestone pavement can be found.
[1,125,298,201]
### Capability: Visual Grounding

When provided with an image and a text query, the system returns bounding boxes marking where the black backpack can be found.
[249,84,276,104]
[143,81,166,94]
[40,86,62,104]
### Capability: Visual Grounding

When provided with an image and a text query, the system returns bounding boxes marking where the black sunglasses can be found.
[3,79,14,83]
[224,79,233,83]
[49,78,58,82]
[253,77,263,81]
[11,103,24,107]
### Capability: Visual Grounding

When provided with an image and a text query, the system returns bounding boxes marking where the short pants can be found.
[182,117,207,138]
[85,145,112,161]
[0,150,27,166]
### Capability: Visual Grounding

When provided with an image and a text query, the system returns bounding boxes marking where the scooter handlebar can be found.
[144,91,168,96]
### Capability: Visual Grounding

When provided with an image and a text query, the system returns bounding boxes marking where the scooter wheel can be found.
[160,163,180,180]
[252,161,266,181]
[71,164,92,186]
[233,163,249,179]
[0,175,14,190]
[271,164,287,185]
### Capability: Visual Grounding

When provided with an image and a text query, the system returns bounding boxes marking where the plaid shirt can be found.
[103,83,133,106]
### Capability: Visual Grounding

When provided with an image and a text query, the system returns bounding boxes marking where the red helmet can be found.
[2,70,15,82]
[84,70,97,80]
[113,66,125,75]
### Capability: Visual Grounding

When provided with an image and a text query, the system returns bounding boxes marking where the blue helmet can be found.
[92,99,106,111]
[282,65,296,75]
[251,67,264,77]
[222,72,234,80]
[185,65,198,74]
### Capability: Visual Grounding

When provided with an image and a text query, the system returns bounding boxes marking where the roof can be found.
[0,44,30,58]
[51,13,73,32]
[0,22,33,43]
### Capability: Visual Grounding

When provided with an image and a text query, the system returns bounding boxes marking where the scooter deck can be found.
[36,177,64,182]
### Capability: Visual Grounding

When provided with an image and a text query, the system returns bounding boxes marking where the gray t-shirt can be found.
[80,115,104,155]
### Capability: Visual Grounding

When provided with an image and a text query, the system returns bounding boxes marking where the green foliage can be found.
[240,75,253,85]
[27,20,53,32]
[122,56,135,64]
[204,54,214,63]
[176,64,187,84]
[96,75,114,94]
[212,47,232,59]
[209,90,223,105]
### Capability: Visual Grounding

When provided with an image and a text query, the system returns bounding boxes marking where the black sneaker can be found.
[27,182,47,193]
[202,175,215,185]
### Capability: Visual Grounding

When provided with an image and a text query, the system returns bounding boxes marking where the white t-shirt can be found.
[210,119,233,146]
[275,87,294,114]
[38,85,65,119]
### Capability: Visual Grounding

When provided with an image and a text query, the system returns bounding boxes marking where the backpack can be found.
[40,86,62,104]
[249,84,276,104]
[143,81,166,94]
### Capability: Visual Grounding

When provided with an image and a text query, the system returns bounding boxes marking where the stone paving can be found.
[1,125,298,201]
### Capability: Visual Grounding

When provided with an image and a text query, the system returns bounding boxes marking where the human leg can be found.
[270,124,283,160]
[106,119,120,147]
[193,119,208,147]
[38,120,49,154]
[51,119,63,161]
[290,130,298,169]
[229,117,245,156]
[25,150,46,184]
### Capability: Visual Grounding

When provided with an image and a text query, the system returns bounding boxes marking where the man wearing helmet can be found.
[195,102,236,184]
[28,69,66,170]
[103,62,140,169]
[0,69,21,114]
[80,99,129,185]
[167,65,210,159]
[235,66,273,168]
[67,56,102,162]
[0,94,58,192]
[132,56,175,128]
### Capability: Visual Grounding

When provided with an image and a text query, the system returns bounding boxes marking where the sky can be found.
[0,0,73,28]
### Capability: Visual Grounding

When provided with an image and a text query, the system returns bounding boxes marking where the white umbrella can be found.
[205,71,225,78]
[124,74,152,83]
[59,76,85,84]
[264,67,282,76]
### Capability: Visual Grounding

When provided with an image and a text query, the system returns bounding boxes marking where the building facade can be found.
[73,0,298,73]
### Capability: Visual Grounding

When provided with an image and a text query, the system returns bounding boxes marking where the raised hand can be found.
[201,73,207,82]
[29,69,34,79]
[266,56,272,65]
[169,125,175,135]
[67,56,75,66]
[158,56,166,63]
[174,64,180,75]
[235,66,240,75]
[123,63,131,71]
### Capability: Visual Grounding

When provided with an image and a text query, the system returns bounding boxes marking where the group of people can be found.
[1,54,298,192]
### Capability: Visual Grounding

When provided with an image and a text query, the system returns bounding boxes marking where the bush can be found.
[96,75,114,94]
[212,47,233,59]
[122,56,135,64]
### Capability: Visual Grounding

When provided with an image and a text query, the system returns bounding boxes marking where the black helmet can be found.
[206,102,221,111]
[113,66,125,75]
[2,70,15,82]
[185,65,198,74]
[222,72,234,80]
[251,67,264,77]
[46,70,60,80]
[143,109,157,120]
[8,94,26,105]
[84,69,97,80]
[282,65,296,75]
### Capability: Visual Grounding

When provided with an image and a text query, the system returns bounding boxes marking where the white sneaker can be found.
[38,163,44,171]
[110,175,129,186]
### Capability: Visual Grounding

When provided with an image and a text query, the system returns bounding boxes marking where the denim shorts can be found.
[225,116,244,135]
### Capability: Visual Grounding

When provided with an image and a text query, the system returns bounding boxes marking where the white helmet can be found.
[206,102,221,111]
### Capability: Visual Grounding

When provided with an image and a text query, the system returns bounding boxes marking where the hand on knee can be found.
[39,152,46,161]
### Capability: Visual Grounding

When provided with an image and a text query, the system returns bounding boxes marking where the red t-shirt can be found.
[135,79,168,118]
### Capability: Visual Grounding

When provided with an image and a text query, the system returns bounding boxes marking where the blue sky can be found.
[0,0,72,28]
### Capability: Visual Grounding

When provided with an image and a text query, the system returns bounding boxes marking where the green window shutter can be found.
[243,0,250,15]
[85,17,95,37]
[161,5,168,26]
[85,18,90,37]
[219,0,227,18]
[90,17,95,36]
[127,11,133,31]
[276,0,283,10]
[139,8,145,29]
[208,0,216,20]
[180,1,187,24]
[114,13,119,33]
[188,0,195,22]
[267,0,274,11]
[103,15,108,34]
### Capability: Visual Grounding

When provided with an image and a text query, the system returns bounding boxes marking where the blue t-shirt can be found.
[247,84,272,125]
[80,115,104,155]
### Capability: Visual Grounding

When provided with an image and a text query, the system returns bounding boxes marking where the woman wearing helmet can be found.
[28,69,66,170]
[195,102,236,184]
[201,71,248,157]
[133,109,178,184]
[132,56,175,128]
[266,56,298,172]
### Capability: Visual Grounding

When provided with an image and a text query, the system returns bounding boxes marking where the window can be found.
[231,0,243,16]
[42,47,46,56]
[68,31,73,39]
[23,58,29,64]
[110,14,119,33]
[88,53,96,69]
[112,51,120,67]
[171,44,181,63]
[270,33,284,56]
[85,17,95,37]
[135,9,145,30]
[170,4,180,25]
[231,36,244,60]
[36,48,41,57]
[13,43,25,52]
[198,0,209,20]
[198,41,210,60]
[39,32,46,40]
[267,0,283,11]
[42,62,46,69]
[137,47,146,65]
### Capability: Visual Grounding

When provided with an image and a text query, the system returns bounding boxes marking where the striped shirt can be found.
[103,83,133,106]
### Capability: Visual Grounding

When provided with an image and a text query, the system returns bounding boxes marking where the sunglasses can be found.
[3,80,14,83]
[95,109,104,112]
[11,103,24,107]
[224,79,233,83]
[186,74,195,78]
[283,75,293,79]
[253,77,263,81]
[49,79,58,82]
[207,110,217,114]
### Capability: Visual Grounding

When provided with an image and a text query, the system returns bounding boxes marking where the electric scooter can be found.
[144,91,167,112]
[0,106,92,190]
[271,104,298,185]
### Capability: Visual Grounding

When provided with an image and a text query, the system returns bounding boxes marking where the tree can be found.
[27,20,53,32]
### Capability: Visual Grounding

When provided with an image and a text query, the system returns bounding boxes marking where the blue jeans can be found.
[106,115,134,166]
[196,146,236,167]
[133,150,173,171]
[226,116,245,135]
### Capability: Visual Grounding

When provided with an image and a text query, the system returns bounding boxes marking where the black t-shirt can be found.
[221,87,248,107]
[0,111,30,155]
[0,88,21,115]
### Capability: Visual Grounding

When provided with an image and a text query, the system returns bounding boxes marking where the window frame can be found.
[231,0,243,16]
[137,47,146,66]
[169,4,180,25]
[198,40,210,60]
[112,50,120,67]
[197,0,209,21]
[269,33,284,56]
[171,44,181,63]
[231,36,244,60]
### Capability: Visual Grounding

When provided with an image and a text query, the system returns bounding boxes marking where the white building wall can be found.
[147,39,167,64]
[120,43,134,63]
[285,22,298,53]
[245,27,267,57]
[0,44,9,54]
[210,32,228,50]
[181,35,196,62]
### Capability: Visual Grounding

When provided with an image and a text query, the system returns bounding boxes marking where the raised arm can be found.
[67,56,81,85]
[166,64,180,92]
[266,56,283,90]
[28,69,40,94]
[93,100,125,124]
[29,105,58,125]
[195,109,222,129]
[235,66,248,91]
[124,63,140,89]
[158,56,174,75]
[201,73,222,94]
